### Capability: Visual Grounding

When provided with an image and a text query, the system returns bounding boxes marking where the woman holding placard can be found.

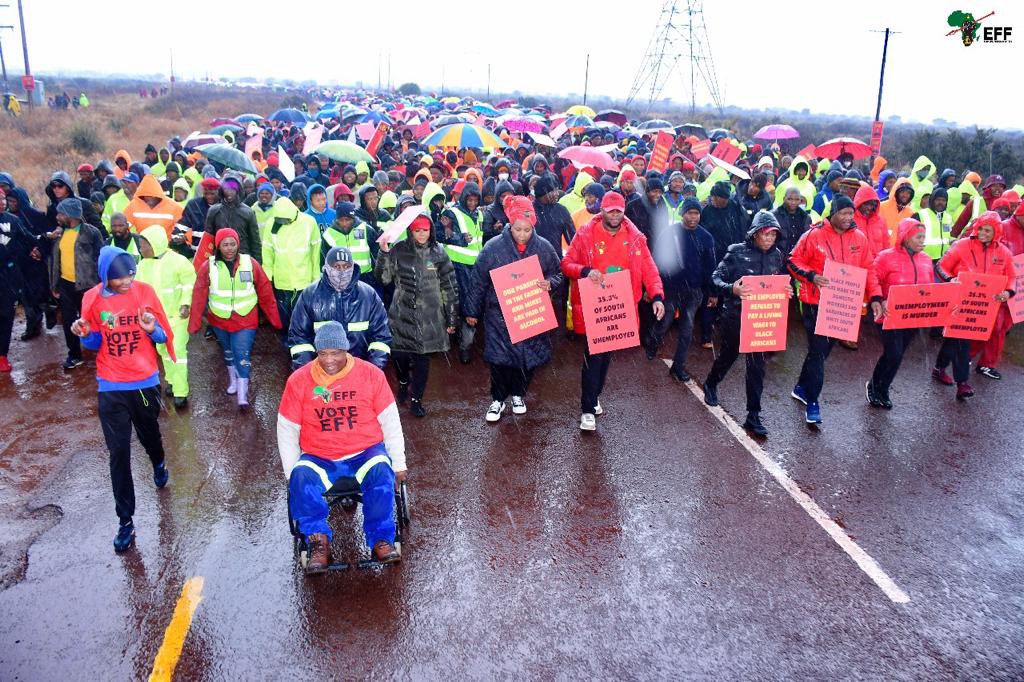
[463,196,563,423]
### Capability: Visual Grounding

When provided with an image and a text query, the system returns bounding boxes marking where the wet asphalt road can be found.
[1,309,1022,680]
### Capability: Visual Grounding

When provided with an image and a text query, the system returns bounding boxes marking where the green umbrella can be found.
[195,143,258,175]
[314,140,375,164]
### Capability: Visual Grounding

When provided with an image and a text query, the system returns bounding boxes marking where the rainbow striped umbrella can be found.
[420,124,507,149]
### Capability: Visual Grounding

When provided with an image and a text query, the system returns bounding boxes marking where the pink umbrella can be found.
[557,146,620,172]
[209,117,239,128]
[503,116,545,133]
[815,137,873,160]
[753,123,799,140]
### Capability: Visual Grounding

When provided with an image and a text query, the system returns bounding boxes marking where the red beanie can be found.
[215,228,239,248]
[200,178,221,190]
[503,195,536,226]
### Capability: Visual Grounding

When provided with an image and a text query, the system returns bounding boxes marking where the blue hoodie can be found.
[305,183,335,232]
[82,246,167,391]
[875,169,896,201]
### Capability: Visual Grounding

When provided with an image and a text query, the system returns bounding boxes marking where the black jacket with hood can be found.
[354,185,393,230]
[482,179,514,243]
[204,172,262,262]
[46,171,103,237]
[711,216,787,320]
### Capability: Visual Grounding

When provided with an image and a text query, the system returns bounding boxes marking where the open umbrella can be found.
[360,110,394,125]
[564,115,594,130]
[753,123,800,140]
[495,98,517,109]
[340,108,368,123]
[196,143,258,174]
[707,128,735,141]
[675,122,706,137]
[235,113,263,123]
[209,117,239,128]
[421,124,507,149]
[472,103,501,116]
[637,119,675,132]
[431,113,474,129]
[595,109,628,127]
[707,153,750,181]
[315,106,340,119]
[566,104,597,118]
[182,132,227,150]
[557,146,620,172]
[208,123,243,136]
[503,116,545,133]
[815,137,873,160]
[314,140,376,164]
[267,108,310,123]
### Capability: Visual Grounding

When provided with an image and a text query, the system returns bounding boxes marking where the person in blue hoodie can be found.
[305,183,335,234]
[293,153,326,190]
[875,169,897,202]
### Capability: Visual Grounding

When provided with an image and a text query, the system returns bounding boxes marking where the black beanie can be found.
[646,177,665,193]
[711,181,732,199]
[830,194,855,216]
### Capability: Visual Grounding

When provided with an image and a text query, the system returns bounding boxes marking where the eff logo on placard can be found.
[946,10,1012,45]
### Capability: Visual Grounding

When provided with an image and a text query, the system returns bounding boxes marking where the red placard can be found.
[366,122,391,160]
[711,139,740,165]
[489,255,558,344]
[21,75,34,91]
[1008,254,1024,324]
[814,260,867,342]
[870,121,885,155]
[796,143,817,160]
[648,131,674,174]
[883,282,961,329]
[739,275,790,352]
[578,269,640,354]
[943,272,1005,340]
[689,139,711,158]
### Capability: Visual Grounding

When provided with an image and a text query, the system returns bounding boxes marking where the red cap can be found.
[619,168,637,182]
[77,163,94,173]
[601,191,626,212]
[682,160,696,171]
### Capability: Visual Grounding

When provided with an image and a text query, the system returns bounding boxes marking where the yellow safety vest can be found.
[445,208,483,266]
[323,226,372,270]
[920,209,953,260]
[208,255,258,318]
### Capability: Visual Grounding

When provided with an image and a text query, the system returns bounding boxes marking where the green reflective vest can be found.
[445,208,483,266]
[919,208,953,260]
[208,255,258,318]
[323,225,372,270]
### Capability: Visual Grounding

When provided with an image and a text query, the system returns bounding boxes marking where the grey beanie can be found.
[314,321,351,352]
[56,197,83,220]
[372,170,389,184]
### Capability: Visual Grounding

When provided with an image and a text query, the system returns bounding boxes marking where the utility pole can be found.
[0,26,12,91]
[870,27,899,121]
[486,63,491,99]
[583,53,589,105]
[169,48,174,92]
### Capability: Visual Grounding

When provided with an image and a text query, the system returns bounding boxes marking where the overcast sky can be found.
[9,0,1020,128]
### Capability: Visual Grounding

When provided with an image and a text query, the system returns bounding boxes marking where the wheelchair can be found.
[288,476,411,571]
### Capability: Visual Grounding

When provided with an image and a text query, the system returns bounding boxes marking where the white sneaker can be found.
[486,400,506,422]
[511,396,526,414]
[593,401,604,416]
[580,413,597,431]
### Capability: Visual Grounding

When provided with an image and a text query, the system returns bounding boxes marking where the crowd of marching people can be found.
[0,90,1020,562]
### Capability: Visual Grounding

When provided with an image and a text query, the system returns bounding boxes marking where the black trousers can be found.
[0,293,14,356]
[98,386,165,524]
[650,288,702,371]
[796,304,836,403]
[706,317,766,415]
[870,326,917,395]
[20,261,50,333]
[935,338,971,384]
[57,278,85,361]
[580,347,612,413]
[393,351,430,400]
[490,364,534,401]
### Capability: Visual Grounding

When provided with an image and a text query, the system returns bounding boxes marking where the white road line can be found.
[663,359,910,604]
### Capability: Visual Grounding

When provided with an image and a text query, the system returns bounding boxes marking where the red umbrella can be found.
[595,109,628,126]
[209,117,239,128]
[557,146,620,172]
[815,137,873,160]
[495,99,517,109]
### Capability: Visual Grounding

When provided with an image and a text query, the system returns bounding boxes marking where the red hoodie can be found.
[561,215,664,334]
[1000,214,1024,256]
[788,220,882,305]
[852,184,890,258]
[938,211,1015,291]
[870,219,935,299]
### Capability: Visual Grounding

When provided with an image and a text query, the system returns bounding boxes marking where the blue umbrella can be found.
[472,103,500,116]
[360,110,394,125]
[315,107,340,119]
[267,108,310,123]
[235,113,263,123]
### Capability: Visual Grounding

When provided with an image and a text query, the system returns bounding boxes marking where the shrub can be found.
[279,94,305,109]
[67,121,104,156]
[397,82,420,96]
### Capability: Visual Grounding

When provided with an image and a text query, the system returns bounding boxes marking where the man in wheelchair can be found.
[277,321,408,574]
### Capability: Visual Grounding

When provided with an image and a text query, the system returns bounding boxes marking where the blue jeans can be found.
[288,444,396,547]
[212,327,257,379]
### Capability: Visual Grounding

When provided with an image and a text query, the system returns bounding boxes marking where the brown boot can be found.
[372,540,401,564]
[305,533,330,574]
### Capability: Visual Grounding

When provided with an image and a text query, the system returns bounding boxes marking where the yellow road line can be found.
[149,576,205,682]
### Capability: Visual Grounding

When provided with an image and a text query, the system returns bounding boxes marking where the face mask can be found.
[498,172,509,181]
[325,265,354,291]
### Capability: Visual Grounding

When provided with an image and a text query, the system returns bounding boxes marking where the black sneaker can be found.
[702,380,719,407]
[113,522,135,553]
[865,380,885,408]
[164,383,174,397]
[62,357,84,371]
[396,382,409,405]
[173,397,188,410]
[645,344,657,361]
[976,366,1002,380]
[743,412,768,437]
[20,328,41,341]
[458,348,472,365]
[203,327,215,340]
[45,309,57,330]
[668,366,691,382]
[410,399,427,418]
[153,462,170,488]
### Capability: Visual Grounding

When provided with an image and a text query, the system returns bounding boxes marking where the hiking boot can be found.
[743,412,768,437]
[510,396,526,415]
[668,365,691,382]
[865,380,884,408]
[579,413,597,431]
[486,400,505,422]
[153,462,170,488]
[956,382,974,401]
[458,348,472,365]
[0,356,11,373]
[593,401,604,416]
[113,522,135,553]
[976,366,1002,380]
[396,381,409,405]
[20,328,41,342]
[931,367,954,386]
[305,533,330,574]
[410,399,426,418]
[45,308,57,330]
[62,357,84,371]
[805,401,822,424]
[790,384,808,405]
[173,397,188,410]
[372,540,401,564]
[702,380,719,407]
